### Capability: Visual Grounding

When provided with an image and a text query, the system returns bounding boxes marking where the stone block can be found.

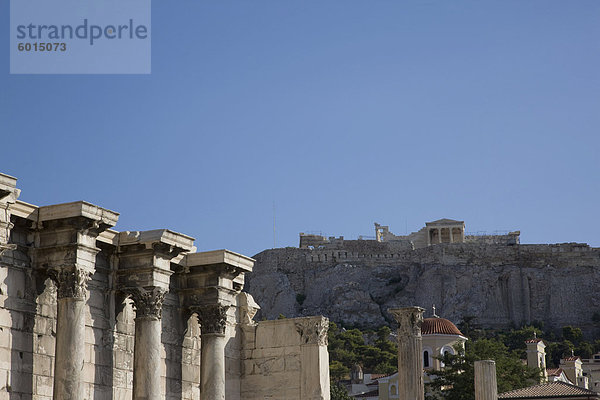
[113,387,131,400]
[34,335,54,356]
[32,354,52,376]
[11,332,33,353]
[0,347,10,370]
[0,327,10,350]
[113,368,128,388]
[181,363,199,383]
[113,350,132,370]
[255,320,301,349]
[34,374,52,396]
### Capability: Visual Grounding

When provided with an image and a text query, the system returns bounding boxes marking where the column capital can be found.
[195,304,230,335]
[48,267,92,300]
[389,306,425,336]
[295,316,329,346]
[127,287,167,320]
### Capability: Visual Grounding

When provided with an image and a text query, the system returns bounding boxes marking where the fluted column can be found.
[50,267,92,400]
[128,287,167,400]
[475,360,498,400]
[389,306,425,400]
[197,304,229,400]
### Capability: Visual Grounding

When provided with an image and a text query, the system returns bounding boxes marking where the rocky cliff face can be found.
[245,243,600,334]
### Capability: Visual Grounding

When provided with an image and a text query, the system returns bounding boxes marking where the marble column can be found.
[197,304,229,400]
[475,360,498,400]
[129,288,167,400]
[50,267,92,400]
[390,306,425,400]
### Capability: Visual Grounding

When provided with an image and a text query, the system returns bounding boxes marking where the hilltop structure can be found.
[248,220,600,334]
[0,173,330,400]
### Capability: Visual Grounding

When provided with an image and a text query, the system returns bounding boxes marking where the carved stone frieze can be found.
[127,287,167,320]
[196,304,230,335]
[295,317,329,346]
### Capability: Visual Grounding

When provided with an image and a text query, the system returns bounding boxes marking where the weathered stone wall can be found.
[246,243,600,335]
[240,316,330,400]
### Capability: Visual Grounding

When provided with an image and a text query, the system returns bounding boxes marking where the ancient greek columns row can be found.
[30,202,253,400]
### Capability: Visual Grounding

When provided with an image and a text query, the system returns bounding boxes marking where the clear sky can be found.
[1,1,599,256]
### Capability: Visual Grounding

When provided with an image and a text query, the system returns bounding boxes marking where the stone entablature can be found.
[0,173,331,400]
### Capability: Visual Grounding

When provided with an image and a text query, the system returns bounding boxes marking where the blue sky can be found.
[1,1,599,256]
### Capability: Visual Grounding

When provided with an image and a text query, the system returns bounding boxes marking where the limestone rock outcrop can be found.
[246,243,600,333]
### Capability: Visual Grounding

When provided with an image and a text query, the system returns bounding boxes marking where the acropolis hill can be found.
[246,219,600,335]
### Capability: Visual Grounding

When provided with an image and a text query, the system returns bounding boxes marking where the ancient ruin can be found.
[0,172,330,399]
[249,221,600,334]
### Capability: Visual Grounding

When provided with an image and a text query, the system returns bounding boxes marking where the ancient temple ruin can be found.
[0,173,330,400]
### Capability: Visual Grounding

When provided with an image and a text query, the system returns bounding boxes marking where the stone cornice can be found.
[10,200,38,220]
[38,201,119,230]
[119,229,194,251]
[184,249,255,273]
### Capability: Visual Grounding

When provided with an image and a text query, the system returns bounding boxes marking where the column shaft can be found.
[201,334,226,400]
[133,319,162,400]
[390,307,425,400]
[475,360,498,400]
[53,297,86,400]
[130,288,166,400]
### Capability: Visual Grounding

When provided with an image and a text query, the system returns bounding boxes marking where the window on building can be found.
[424,351,430,367]
[390,385,397,395]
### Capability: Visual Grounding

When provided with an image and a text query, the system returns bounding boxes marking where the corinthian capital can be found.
[389,306,425,337]
[48,267,91,300]
[128,287,167,320]
[196,304,230,335]
[295,316,329,346]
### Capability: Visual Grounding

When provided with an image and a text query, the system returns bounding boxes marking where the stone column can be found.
[197,304,229,400]
[389,307,425,400]
[129,288,167,400]
[475,360,498,400]
[438,228,442,243]
[50,267,92,400]
[449,227,454,243]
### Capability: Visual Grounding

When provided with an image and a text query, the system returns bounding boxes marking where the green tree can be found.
[500,326,543,355]
[576,342,594,359]
[329,360,350,382]
[330,382,352,400]
[547,340,574,367]
[562,326,583,345]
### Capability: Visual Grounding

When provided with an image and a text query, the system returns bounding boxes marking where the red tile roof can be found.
[498,381,599,399]
[525,339,543,344]
[422,317,464,336]
[562,356,581,362]
[546,368,564,377]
